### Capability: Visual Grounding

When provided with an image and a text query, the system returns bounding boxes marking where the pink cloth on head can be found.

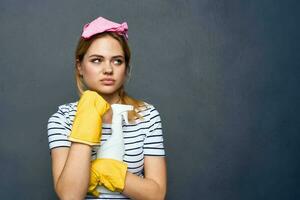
[81,17,128,40]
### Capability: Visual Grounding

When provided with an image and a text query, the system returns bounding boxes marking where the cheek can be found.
[81,67,100,87]
[118,67,127,81]
[83,65,99,77]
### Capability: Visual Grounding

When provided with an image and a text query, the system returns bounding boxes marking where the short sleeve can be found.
[143,105,166,156]
[47,105,72,150]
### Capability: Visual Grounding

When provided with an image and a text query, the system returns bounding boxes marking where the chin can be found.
[96,87,120,95]
[90,83,123,96]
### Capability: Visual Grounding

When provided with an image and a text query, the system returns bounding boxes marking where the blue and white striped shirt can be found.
[47,101,165,199]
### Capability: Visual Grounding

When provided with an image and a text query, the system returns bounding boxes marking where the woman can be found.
[47,16,167,200]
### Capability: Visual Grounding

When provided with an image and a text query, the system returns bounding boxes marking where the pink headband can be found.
[81,17,128,40]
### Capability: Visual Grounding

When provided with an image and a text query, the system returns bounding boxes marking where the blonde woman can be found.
[47,17,167,200]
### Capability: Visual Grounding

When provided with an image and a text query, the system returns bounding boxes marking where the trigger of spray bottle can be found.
[111,104,133,124]
[121,110,129,124]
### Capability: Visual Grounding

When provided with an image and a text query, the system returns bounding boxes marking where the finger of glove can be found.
[94,95,110,115]
[77,90,99,111]
[90,167,102,183]
[92,160,115,191]
[79,90,109,116]
[88,168,102,196]
[92,189,100,197]
[99,173,116,192]
[93,159,128,192]
[104,169,126,192]
[88,187,100,197]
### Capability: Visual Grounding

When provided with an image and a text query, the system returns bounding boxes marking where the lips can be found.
[100,78,115,85]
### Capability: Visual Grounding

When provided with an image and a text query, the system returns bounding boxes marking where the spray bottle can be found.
[96,104,133,194]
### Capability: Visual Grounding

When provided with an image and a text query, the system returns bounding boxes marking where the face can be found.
[77,35,127,101]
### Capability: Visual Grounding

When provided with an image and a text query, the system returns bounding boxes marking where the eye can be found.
[91,58,102,63]
[113,59,124,65]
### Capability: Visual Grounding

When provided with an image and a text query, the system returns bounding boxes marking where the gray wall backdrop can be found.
[0,0,299,199]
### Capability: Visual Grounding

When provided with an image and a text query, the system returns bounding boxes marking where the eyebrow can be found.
[88,54,124,59]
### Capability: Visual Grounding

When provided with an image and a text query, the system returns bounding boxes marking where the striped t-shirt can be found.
[47,101,165,200]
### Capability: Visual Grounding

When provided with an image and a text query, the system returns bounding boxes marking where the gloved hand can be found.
[68,90,110,146]
[88,158,128,196]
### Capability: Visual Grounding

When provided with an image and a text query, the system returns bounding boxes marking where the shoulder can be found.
[48,101,78,122]
[57,101,78,113]
[135,101,162,122]
[47,102,78,150]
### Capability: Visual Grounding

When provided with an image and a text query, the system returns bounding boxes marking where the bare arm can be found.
[122,156,167,200]
[51,143,92,200]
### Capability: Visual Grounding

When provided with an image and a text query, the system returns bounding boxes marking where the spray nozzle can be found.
[111,104,134,124]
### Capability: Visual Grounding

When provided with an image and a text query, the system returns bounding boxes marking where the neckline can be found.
[102,123,112,126]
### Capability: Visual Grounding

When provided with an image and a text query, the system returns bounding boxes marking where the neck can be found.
[101,93,121,105]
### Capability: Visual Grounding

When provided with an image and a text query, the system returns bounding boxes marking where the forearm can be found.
[122,172,166,200]
[56,143,92,200]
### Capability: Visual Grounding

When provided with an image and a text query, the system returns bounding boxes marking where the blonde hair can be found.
[74,32,144,121]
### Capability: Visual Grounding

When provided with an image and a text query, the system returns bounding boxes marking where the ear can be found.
[126,65,131,77]
[125,65,131,83]
[76,59,83,75]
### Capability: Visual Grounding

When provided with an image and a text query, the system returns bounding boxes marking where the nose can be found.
[103,61,113,74]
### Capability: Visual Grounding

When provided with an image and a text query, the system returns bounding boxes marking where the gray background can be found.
[0,0,299,199]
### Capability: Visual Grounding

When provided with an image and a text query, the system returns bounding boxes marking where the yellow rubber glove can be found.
[88,158,128,196]
[68,90,110,146]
